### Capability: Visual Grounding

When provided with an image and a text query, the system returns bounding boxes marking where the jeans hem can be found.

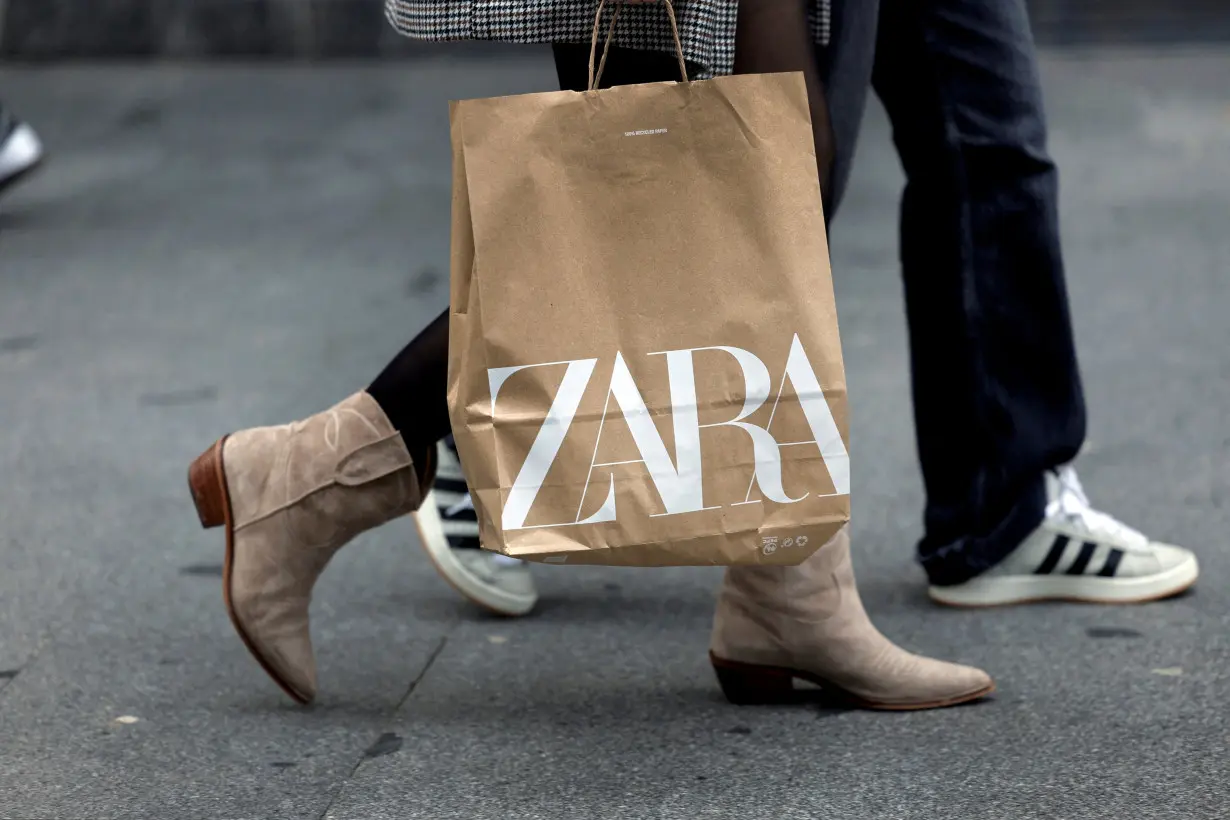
[918,475,1047,586]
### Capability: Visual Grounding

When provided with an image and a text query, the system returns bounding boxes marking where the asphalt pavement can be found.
[1,49,1228,819]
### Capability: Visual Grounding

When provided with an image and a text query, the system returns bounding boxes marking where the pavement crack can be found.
[314,636,449,820]
[394,635,448,711]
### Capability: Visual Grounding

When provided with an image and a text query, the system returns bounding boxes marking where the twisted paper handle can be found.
[587,0,689,91]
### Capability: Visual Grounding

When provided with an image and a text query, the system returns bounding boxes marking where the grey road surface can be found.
[1,49,1228,819]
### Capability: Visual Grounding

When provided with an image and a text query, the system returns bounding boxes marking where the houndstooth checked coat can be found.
[384,1,832,79]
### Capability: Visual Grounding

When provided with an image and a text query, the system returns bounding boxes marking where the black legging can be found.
[368,3,834,470]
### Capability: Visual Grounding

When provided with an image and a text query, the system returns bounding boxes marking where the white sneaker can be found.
[0,119,44,195]
[413,440,538,617]
[929,465,1198,607]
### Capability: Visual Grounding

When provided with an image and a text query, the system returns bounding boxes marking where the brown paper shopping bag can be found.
[446,0,850,567]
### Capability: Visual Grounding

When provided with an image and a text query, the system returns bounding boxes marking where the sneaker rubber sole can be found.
[413,491,537,617]
[928,553,1199,607]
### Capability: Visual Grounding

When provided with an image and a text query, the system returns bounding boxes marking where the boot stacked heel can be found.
[710,654,799,705]
[187,438,229,529]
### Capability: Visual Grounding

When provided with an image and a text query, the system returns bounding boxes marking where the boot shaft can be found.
[720,526,853,620]
[225,391,423,539]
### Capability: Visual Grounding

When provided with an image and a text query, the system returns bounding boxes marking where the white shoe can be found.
[413,440,538,617]
[929,465,1198,607]
[0,120,44,195]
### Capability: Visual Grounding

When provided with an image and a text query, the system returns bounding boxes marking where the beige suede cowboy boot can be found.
[187,391,431,704]
[710,526,994,710]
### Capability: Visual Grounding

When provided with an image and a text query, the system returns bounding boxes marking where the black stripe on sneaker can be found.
[441,513,481,548]
[1097,548,1125,577]
[1034,535,1069,574]
[1065,541,1099,575]
[444,507,478,523]
[434,477,470,494]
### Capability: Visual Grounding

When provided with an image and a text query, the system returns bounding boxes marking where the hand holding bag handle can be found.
[587,0,690,91]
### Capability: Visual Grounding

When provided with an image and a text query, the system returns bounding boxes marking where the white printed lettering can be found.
[487,334,849,531]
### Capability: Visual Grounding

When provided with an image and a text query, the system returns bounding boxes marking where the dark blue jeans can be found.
[871,0,1087,585]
